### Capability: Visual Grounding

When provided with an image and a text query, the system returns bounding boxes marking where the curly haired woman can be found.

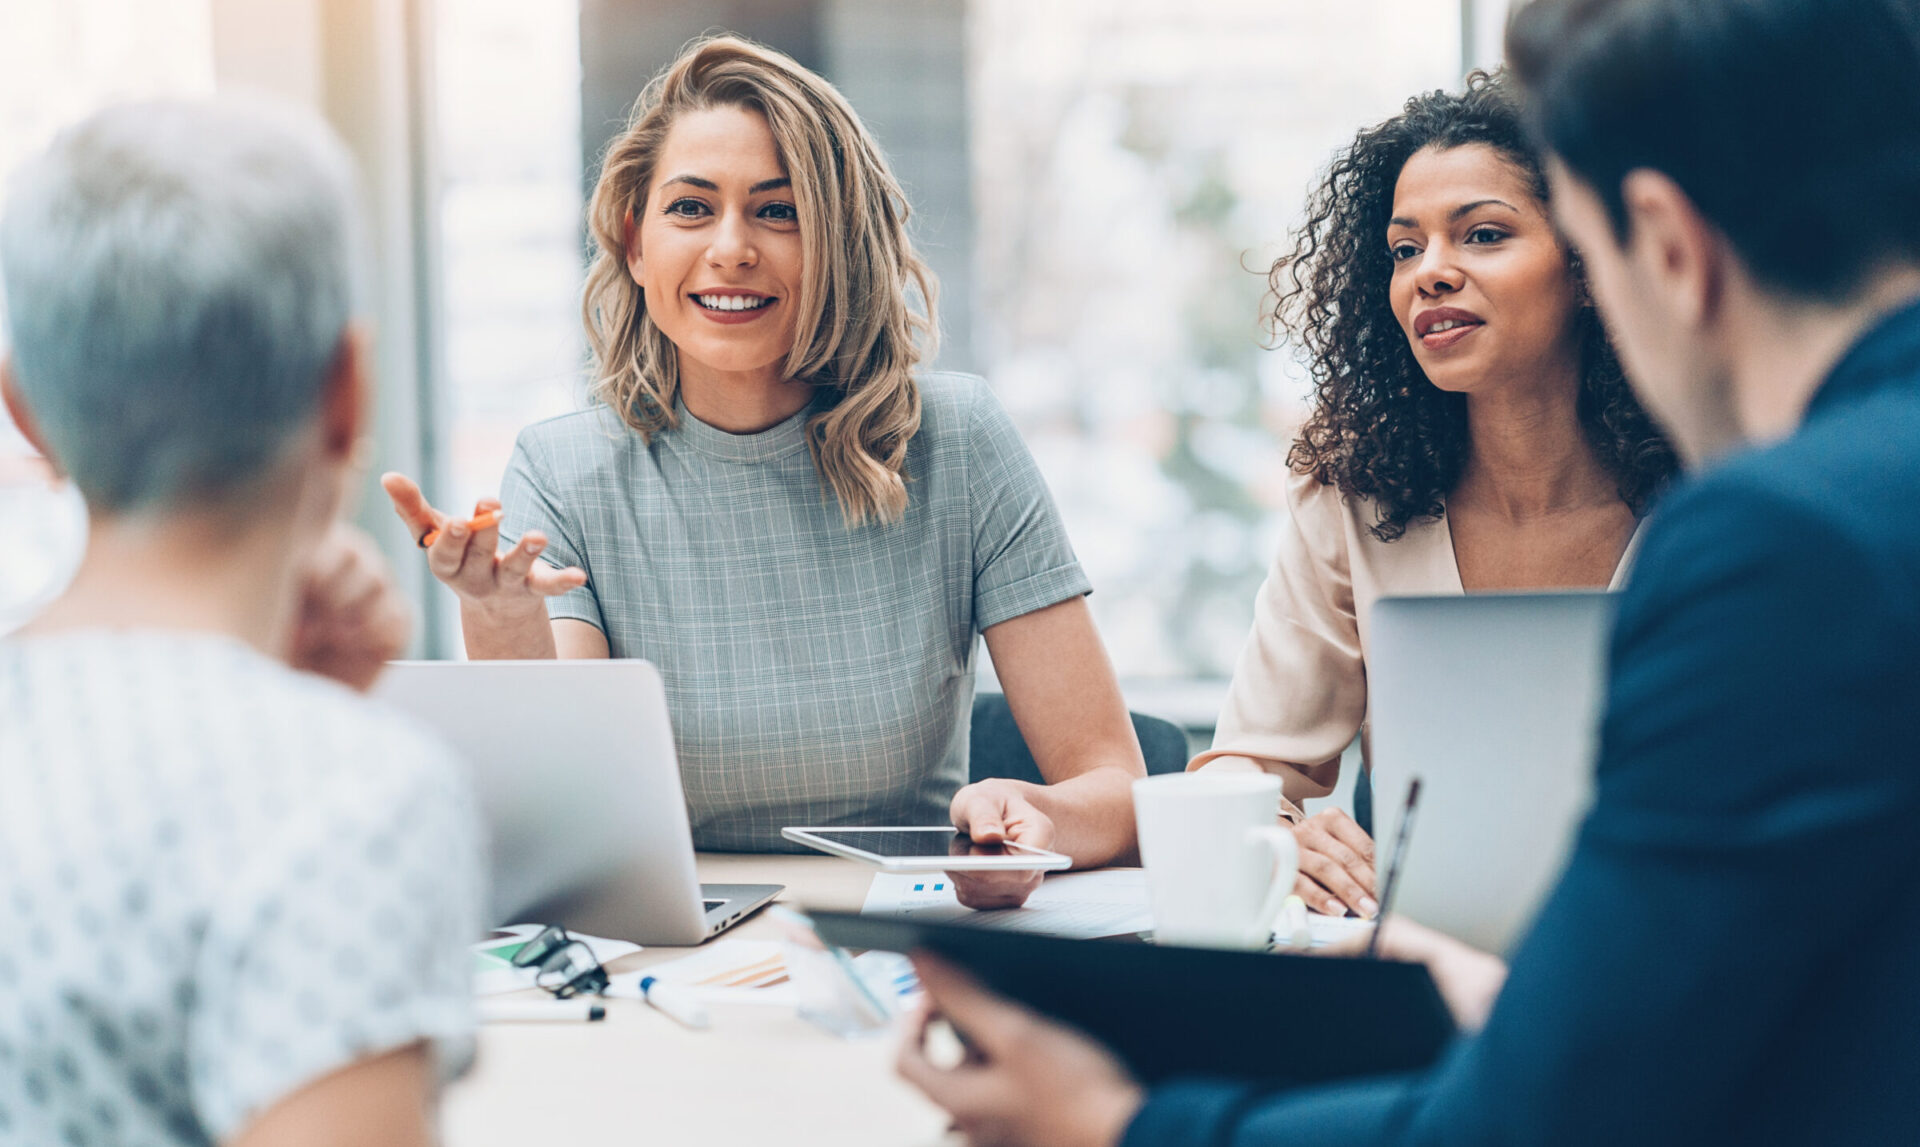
[1191,72,1676,918]
[380,37,1145,908]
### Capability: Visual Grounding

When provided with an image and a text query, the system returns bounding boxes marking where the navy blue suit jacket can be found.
[1125,299,1920,1146]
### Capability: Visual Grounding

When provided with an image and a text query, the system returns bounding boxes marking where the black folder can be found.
[807,910,1458,1086]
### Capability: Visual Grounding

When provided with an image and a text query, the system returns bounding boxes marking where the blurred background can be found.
[0,0,1512,736]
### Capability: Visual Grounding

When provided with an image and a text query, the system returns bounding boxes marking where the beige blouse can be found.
[1193,468,1640,818]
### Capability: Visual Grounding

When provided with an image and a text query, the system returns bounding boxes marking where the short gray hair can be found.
[0,97,363,513]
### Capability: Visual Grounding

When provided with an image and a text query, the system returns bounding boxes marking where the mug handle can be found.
[1245,824,1300,947]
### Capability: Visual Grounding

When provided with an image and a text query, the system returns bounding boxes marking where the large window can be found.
[969,0,1459,683]
[433,0,585,518]
[425,0,585,655]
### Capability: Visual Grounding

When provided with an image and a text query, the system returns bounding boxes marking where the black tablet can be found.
[807,910,1457,1086]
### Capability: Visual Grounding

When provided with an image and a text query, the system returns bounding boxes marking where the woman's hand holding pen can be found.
[380,472,587,611]
[1294,807,1379,918]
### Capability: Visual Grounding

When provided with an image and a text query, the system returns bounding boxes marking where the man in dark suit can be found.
[895,1,1920,1143]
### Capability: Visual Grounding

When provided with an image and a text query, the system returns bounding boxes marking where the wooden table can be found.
[441,854,957,1146]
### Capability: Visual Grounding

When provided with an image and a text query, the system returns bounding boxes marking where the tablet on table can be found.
[781,827,1073,872]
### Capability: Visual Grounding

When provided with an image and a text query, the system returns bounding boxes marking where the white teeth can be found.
[698,294,768,311]
[1427,319,1474,334]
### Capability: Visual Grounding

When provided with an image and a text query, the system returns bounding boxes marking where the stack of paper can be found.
[607,939,797,1006]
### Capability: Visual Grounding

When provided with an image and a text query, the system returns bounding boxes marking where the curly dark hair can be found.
[1272,71,1677,542]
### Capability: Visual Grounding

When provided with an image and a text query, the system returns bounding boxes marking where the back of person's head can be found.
[1508,0,1920,302]
[0,97,363,516]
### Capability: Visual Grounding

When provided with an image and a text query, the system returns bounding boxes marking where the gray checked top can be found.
[499,372,1091,851]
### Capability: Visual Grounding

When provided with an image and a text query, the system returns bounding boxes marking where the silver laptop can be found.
[1367,592,1616,954]
[374,659,782,945]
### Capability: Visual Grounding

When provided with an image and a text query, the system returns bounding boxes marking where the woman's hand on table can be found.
[289,522,411,692]
[897,953,1142,1147]
[946,779,1057,910]
[380,472,586,612]
[1294,807,1379,919]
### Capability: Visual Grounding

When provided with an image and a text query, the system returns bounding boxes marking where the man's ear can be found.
[318,322,372,463]
[1619,168,1726,331]
[0,357,62,475]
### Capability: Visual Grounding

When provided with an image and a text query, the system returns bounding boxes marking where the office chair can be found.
[968,691,1192,787]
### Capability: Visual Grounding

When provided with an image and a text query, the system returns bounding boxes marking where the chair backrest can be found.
[968,692,1191,787]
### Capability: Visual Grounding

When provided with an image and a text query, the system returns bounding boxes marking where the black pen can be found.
[1366,777,1423,960]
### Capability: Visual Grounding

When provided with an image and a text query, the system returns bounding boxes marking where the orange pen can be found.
[418,509,501,548]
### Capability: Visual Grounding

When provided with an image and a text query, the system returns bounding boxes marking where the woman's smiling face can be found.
[1386,142,1583,397]
[629,104,805,386]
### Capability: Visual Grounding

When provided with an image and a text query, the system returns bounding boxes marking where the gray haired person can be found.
[0,98,484,1146]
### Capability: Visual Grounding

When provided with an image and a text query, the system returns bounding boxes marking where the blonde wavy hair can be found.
[582,35,937,527]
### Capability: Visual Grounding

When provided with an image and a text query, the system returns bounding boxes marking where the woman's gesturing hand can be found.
[380,472,587,611]
[1294,807,1379,918]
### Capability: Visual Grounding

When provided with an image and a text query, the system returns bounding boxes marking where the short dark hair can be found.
[1508,0,1920,302]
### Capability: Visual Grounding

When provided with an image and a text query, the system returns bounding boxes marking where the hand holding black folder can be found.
[809,910,1456,1086]
[812,776,1451,1086]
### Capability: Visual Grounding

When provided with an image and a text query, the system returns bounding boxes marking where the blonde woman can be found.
[382,36,1142,907]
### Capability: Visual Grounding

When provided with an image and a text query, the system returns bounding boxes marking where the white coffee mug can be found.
[1133,771,1298,949]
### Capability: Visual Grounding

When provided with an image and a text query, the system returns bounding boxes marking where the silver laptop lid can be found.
[1367,592,1616,954]
[373,659,708,942]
